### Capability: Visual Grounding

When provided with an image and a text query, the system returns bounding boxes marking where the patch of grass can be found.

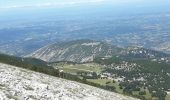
[108,82,123,93]
[60,68,79,73]
[144,89,152,100]
[58,63,103,74]
[87,79,123,93]
[87,79,110,85]
[132,88,152,100]
[166,94,170,100]
[87,79,153,99]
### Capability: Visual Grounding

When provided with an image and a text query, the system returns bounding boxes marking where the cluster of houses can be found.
[99,72,125,82]
[101,61,138,71]
[75,69,125,82]
[151,57,170,63]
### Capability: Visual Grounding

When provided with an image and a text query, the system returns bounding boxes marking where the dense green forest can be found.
[94,56,170,100]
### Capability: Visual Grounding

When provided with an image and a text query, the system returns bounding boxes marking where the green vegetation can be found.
[166,94,170,100]
[0,53,60,77]
[1,53,170,100]
[53,62,103,74]
[94,56,122,65]
[51,56,170,100]
[87,79,123,93]
[94,55,170,100]
[132,88,152,100]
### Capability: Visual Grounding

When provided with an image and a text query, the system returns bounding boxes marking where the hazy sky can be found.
[0,0,169,9]
[0,0,170,23]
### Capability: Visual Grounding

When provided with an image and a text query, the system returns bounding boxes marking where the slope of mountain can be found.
[0,63,138,100]
[0,53,47,67]
[27,39,123,63]
[28,39,170,63]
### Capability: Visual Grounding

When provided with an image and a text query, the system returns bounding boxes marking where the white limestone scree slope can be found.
[0,63,138,100]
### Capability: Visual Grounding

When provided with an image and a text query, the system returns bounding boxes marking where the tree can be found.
[139,91,146,95]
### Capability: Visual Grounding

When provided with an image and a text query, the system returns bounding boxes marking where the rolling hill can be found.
[27,39,123,63]
[27,39,170,63]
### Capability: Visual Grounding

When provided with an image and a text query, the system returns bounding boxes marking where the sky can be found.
[0,0,169,9]
[0,0,170,23]
[0,0,108,9]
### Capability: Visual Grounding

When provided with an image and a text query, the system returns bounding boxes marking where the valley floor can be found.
[0,63,138,100]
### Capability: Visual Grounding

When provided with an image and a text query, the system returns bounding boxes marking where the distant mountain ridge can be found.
[27,39,170,63]
[27,39,123,63]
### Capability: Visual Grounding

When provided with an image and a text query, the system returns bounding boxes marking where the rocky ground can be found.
[0,63,138,100]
